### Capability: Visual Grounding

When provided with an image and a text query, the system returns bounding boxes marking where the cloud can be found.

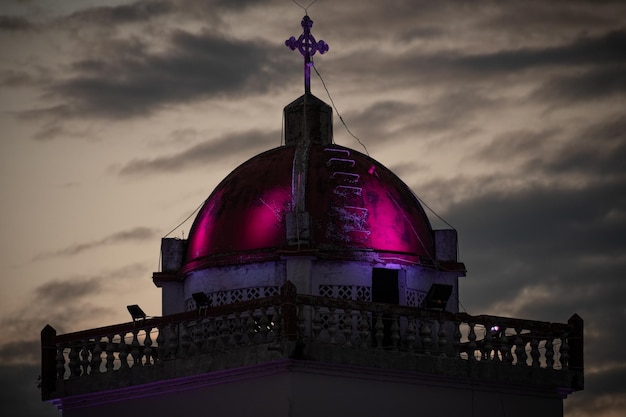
[469,128,561,164]
[448,28,626,72]
[0,263,150,365]
[536,115,626,179]
[33,227,158,261]
[533,66,626,103]
[33,263,148,305]
[34,28,287,120]
[118,129,280,176]
[65,0,173,25]
[0,16,34,31]
[34,279,103,304]
[332,27,626,97]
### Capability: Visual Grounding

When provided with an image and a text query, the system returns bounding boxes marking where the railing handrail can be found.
[51,291,573,345]
[296,293,571,334]
[41,282,584,400]
[54,294,283,344]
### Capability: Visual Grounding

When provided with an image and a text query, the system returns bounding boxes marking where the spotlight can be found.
[192,292,211,314]
[423,284,453,310]
[127,304,147,322]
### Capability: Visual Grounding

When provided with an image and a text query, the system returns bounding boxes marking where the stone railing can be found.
[41,282,583,399]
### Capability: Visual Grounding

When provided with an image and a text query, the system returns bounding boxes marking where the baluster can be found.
[198,321,209,353]
[421,321,433,355]
[233,312,244,346]
[144,329,153,365]
[105,335,115,371]
[156,325,166,362]
[453,322,462,359]
[406,318,416,353]
[467,323,477,361]
[358,310,369,349]
[312,306,322,341]
[246,311,256,345]
[272,309,282,341]
[297,305,306,340]
[90,337,102,374]
[390,314,400,351]
[560,333,570,369]
[328,307,337,344]
[119,332,129,369]
[374,313,384,349]
[186,322,198,356]
[167,324,178,359]
[189,320,202,355]
[179,323,191,357]
[343,310,353,347]
[530,337,540,367]
[499,327,512,364]
[437,319,447,356]
[131,330,142,366]
[483,322,493,361]
[545,338,555,369]
[69,345,81,378]
[205,318,218,350]
[258,307,270,343]
[514,328,526,366]
[80,340,90,375]
[56,344,66,380]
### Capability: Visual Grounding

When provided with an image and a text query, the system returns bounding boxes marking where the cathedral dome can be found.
[182,142,437,274]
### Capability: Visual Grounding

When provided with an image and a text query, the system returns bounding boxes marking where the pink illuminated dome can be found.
[182,140,439,274]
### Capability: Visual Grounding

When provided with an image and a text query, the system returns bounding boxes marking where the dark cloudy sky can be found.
[1,1,625,416]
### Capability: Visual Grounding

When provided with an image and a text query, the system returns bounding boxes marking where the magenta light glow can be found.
[182,143,439,273]
[242,187,291,248]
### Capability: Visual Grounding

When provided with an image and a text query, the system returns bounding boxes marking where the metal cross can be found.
[285,15,329,94]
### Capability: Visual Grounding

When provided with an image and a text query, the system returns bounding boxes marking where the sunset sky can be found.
[1,1,625,416]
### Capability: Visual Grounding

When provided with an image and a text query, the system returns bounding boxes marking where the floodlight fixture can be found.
[423,284,453,310]
[127,304,147,322]
[192,292,211,314]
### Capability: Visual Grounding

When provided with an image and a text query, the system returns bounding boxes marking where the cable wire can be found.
[163,198,207,239]
[292,0,318,15]
[313,64,370,156]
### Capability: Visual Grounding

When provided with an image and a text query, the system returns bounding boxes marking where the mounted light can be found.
[423,284,453,310]
[127,304,146,322]
[192,292,211,312]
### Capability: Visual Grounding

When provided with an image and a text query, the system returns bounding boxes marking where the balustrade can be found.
[41,282,582,394]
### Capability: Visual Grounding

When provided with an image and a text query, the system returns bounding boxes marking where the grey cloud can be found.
[33,263,149,305]
[0,263,149,360]
[469,129,560,163]
[337,100,417,146]
[438,175,626,411]
[449,28,626,73]
[533,66,626,103]
[33,227,158,260]
[0,303,113,360]
[118,129,279,176]
[336,91,499,152]
[34,279,101,304]
[448,181,626,261]
[342,28,626,93]
[65,0,173,25]
[0,16,33,31]
[527,115,626,178]
[39,30,284,120]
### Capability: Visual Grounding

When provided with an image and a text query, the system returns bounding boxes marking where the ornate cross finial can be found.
[285,15,329,94]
